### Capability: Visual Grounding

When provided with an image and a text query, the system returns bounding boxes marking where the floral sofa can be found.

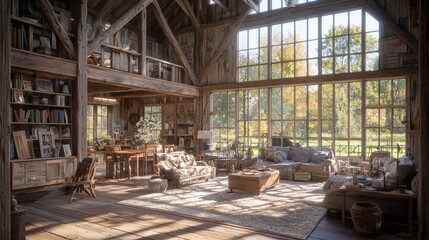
[155,151,216,187]
[252,146,339,181]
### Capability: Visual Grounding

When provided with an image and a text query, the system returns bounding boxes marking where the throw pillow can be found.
[291,148,312,163]
[265,148,282,163]
[276,150,288,161]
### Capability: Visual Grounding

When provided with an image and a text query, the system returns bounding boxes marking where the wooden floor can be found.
[20,176,417,240]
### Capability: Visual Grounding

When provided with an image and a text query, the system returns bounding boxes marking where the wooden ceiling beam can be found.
[35,0,76,60]
[198,1,259,83]
[211,0,228,10]
[174,0,200,29]
[242,0,258,12]
[360,0,418,52]
[88,0,153,54]
[88,65,199,97]
[10,50,199,97]
[151,0,198,85]
[111,92,165,98]
[201,67,418,92]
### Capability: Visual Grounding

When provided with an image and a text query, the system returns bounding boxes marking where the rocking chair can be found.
[69,157,97,203]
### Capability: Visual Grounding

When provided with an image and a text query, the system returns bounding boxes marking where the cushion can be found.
[265,148,282,163]
[289,148,312,163]
[310,149,333,164]
[276,150,288,161]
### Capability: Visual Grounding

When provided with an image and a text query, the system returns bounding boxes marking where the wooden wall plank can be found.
[1,0,11,238]
[361,0,418,52]
[198,1,257,84]
[418,0,429,238]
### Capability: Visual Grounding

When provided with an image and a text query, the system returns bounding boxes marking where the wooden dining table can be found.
[93,149,147,179]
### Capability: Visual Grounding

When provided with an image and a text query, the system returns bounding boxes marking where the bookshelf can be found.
[10,0,74,58]
[10,71,76,190]
[161,99,195,152]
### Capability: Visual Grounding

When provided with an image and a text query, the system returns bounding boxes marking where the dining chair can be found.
[143,144,160,175]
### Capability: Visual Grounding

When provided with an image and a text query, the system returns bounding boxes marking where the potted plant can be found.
[134,116,160,146]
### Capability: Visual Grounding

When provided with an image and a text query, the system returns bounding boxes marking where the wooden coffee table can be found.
[228,169,280,194]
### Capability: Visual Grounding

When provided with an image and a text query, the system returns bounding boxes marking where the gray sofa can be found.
[252,146,339,181]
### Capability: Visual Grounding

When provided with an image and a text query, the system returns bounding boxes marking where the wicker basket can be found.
[350,201,382,235]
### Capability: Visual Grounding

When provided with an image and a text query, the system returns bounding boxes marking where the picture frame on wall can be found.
[38,130,55,158]
[35,78,53,92]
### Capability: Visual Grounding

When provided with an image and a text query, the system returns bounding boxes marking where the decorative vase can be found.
[41,97,48,104]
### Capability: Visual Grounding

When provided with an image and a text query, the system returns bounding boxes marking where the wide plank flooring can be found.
[20,176,417,240]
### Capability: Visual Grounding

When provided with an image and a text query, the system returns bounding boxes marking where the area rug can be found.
[118,177,327,239]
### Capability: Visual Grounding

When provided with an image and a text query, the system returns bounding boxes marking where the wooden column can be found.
[418,0,429,238]
[73,0,88,160]
[138,10,147,75]
[0,0,11,238]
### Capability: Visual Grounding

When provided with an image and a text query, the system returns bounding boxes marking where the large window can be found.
[144,106,162,142]
[238,9,379,82]
[87,105,109,144]
[210,79,406,159]
[211,91,236,148]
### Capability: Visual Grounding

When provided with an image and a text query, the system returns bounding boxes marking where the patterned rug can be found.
[118,177,326,239]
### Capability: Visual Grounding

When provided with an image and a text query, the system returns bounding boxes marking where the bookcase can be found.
[161,99,195,152]
[10,71,76,190]
[10,0,73,58]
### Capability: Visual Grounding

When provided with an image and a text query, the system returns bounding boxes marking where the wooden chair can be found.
[69,157,96,203]
[143,144,161,175]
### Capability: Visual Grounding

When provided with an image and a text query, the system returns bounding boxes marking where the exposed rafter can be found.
[199,1,260,83]
[360,0,418,52]
[174,0,200,29]
[242,0,258,12]
[98,0,115,19]
[211,0,228,10]
[87,0,153,54]
[151,0,198,85]
[35,0,76,60]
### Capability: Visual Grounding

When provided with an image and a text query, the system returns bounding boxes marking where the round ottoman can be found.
[148,178,168,193]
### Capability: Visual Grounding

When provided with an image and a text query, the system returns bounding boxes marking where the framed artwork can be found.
[13,130,31,159]
[35,78,53,92]
[13,90,24,103]
[50,126,59,139]
[61,144,72,157]
[22,80,33,91]
[188,127,194,135]
[38,130,55,158]
[178,137,185,147]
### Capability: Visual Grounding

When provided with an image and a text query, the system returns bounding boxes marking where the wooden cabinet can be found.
[10,71,76,190]
[12,158,76,190]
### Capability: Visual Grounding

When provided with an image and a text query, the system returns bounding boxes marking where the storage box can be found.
[293,171,311,181]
